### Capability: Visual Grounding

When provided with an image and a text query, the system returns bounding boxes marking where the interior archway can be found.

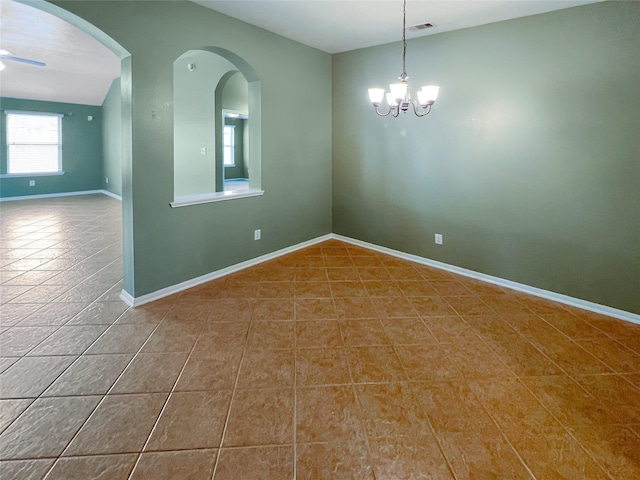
[19,0,134,296]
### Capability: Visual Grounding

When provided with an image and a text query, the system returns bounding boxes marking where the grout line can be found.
[466,384,539,480]
[340,247,379,480]
[49,313,167,473]
[513,377,617,480]
[0,281,131,437]
[386,282,459,480]
[210,303,254,480]
[292,282,298,480]
[128,311,203,478]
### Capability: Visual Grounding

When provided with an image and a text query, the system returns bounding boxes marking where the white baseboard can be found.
[332,234,640,325]
[119,290,135,306]
[100,189,122,201]
[120,231,638,325]
[120,234,333,307]
[0,189,121,202]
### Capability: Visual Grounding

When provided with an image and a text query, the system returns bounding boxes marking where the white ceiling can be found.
[0,0,603,106]
[193,0,604,54]
[0,0,121,106]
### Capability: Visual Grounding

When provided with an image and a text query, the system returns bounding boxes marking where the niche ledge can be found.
[170,189,264,208]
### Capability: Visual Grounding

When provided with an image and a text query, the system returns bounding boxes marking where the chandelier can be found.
[368,0,440,117]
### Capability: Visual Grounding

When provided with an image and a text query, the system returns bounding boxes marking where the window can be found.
[6,112,63,175]
[223,125,235,166]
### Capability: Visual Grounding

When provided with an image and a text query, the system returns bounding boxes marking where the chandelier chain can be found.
[402,0,407,78]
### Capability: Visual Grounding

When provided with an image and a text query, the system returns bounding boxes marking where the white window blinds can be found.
[6,112,63,175]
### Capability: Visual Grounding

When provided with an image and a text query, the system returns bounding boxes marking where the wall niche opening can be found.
[172,47,262,207]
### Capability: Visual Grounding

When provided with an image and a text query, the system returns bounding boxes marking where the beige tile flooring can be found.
[1,195,640,479]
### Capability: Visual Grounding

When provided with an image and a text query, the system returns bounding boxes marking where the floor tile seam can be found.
[215,444,294,453]
[448,315,525,378]
[580,323,640,358]
[581,314,640,345]
[14,392,108,475]
[336,317,377,480]
[292,290,298,480]
[134,330,209,468]
[54,317,169,459]
[77,269,124,293]
[442,295,500,317]
[47,305,135,360]
[0,397,36,437]
[390,347,438,439]
[42,452,139,480]
[481,315,576,377]
[534,312,637,362]
[0,284,37,302]
[460,390,539,480]
[574,339,640,375]
[50,393,123,460]
[210,314,255,479]
[619,374,640,393]
[527,331,616,375]
[68,297,128,326]
[512,374,617,479]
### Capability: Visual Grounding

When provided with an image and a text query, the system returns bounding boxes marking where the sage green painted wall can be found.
[0,97,103,198]
[101,77,122,196]
[333,1,640,314]
[222,73,249,180]
[54,0,332,298]
[174,50,236,197]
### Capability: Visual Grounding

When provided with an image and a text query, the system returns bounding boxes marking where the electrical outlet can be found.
[106,177,109,184]
[29,180,36,187]
[254,229,261,241]
[200,147,207,155]
[435,233,443,245]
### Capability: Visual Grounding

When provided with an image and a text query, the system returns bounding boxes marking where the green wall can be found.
[0,97,103,198]
[174,50,236,197]
[333,1,640,315]
[101,77,122,196]
[53,0,333,298]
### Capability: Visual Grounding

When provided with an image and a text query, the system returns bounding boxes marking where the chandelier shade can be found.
[368,0,440,117]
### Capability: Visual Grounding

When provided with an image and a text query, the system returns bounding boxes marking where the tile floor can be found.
[1,195,640,479]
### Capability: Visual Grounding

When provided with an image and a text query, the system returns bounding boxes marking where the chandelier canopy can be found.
[368,0,440,117]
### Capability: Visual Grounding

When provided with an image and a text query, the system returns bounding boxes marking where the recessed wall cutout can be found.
[172,47,263,207]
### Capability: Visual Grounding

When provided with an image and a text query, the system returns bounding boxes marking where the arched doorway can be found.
[17,0,134,298]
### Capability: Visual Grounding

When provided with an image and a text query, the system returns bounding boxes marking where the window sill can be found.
[170,189,264,208]
[0,171,65,179]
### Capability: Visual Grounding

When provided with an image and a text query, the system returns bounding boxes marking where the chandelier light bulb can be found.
[368,88,385,106]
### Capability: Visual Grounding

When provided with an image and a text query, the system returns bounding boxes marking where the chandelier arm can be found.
[373,105,393,117]
[410,101,433,117]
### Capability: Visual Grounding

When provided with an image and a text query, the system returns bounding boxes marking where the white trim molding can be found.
[120,234,333,307]
[101,190,122,201]
[119,231,639,325]
[332,234,640,325]
[0,189,120,202]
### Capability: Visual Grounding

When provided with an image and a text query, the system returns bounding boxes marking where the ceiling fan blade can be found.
[0,54,46,67]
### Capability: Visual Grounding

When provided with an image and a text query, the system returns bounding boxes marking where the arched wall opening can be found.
[19,0,135,296]
[172,46,262,207]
